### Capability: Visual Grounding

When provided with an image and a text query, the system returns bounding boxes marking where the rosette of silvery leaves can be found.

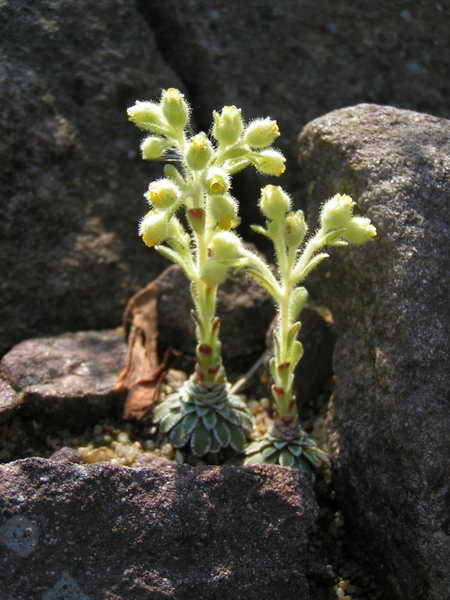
[244,427,329,479]
[153,376,252,457]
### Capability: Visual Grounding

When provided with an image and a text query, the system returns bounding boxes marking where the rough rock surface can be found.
[0,0,184,355]
[0,329,126,423]
[0,458,318,600]
[298,104,450,600]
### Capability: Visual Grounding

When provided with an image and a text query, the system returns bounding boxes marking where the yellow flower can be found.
[253,149,286,176]
[144,179,179,209]
[138,211,169,247]
[244,118,280,148]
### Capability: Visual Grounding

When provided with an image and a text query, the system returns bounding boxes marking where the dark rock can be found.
[155,265,275,375]
[0,0,186,355]
[0,329,126,423]
[0,457,318,599]
[142,1,449,220]
[298,104,450,600]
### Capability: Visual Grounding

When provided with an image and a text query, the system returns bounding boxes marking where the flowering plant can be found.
[127,89,285,457]
[242,190,376,475]
[127,89,376,474]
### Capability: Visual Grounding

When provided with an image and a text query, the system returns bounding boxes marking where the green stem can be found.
[191,212,225,387]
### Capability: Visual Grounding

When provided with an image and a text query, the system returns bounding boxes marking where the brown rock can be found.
[0,329,126,423]
[0,0,186,355]
[0,458,318,599]
[298,104,450,600]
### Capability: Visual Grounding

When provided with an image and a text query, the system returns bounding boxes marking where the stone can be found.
[298,104,450,600]
[0,458,318,599]
[0,329,126,423]
[0,0,186,355]
[0,377,19,423]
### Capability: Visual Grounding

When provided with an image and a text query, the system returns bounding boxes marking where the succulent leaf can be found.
[214,418,231,448]
[244,452,265,465]
[261,445,279,460]
[245,439,271,455]
[202,410,218,430]
[288,444,303,457]
[228,424,247,452]
[153,402,171,423]
[191,421,212,457]
[279,450,295,467]
[159,410,185,433]
[169,419,194,448]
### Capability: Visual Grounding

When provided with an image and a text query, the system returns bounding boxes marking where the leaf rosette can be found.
[153,377,252,457]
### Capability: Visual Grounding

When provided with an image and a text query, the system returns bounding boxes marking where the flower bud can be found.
[187,208,206,234]
[212,106,244,146]
[342,216,377,245]
[127,101,164,131]
[209,231,243,259]
[244,118,280,149]
[320,194,354,230]
[144,179,179,209]
[285,210,307,248]
[208,194,239,229]
[259,185,291,220]
[205,167,231,195]
[140,136,169,160]
[200,259,229,286]
[253,149,286,176]
[138,211,169,247]
[185,132,214,170]
[160,88,190,130]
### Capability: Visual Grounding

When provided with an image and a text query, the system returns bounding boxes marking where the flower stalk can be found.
[243,190,376,476]
[127,89,285,457]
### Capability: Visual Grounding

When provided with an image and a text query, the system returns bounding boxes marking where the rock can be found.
[0,377,19,423]
[0,329,126,423]
[48,446,83,464]
[298,104,450,600]
[0,0,186,355]
[142,1,449,218]
[0,458,318,599]
[155,265,275,374]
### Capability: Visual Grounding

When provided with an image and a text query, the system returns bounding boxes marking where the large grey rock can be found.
[298,104,450,600]
[0,0,184,355]
[0,458,318,600]
[143,1,449,215]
